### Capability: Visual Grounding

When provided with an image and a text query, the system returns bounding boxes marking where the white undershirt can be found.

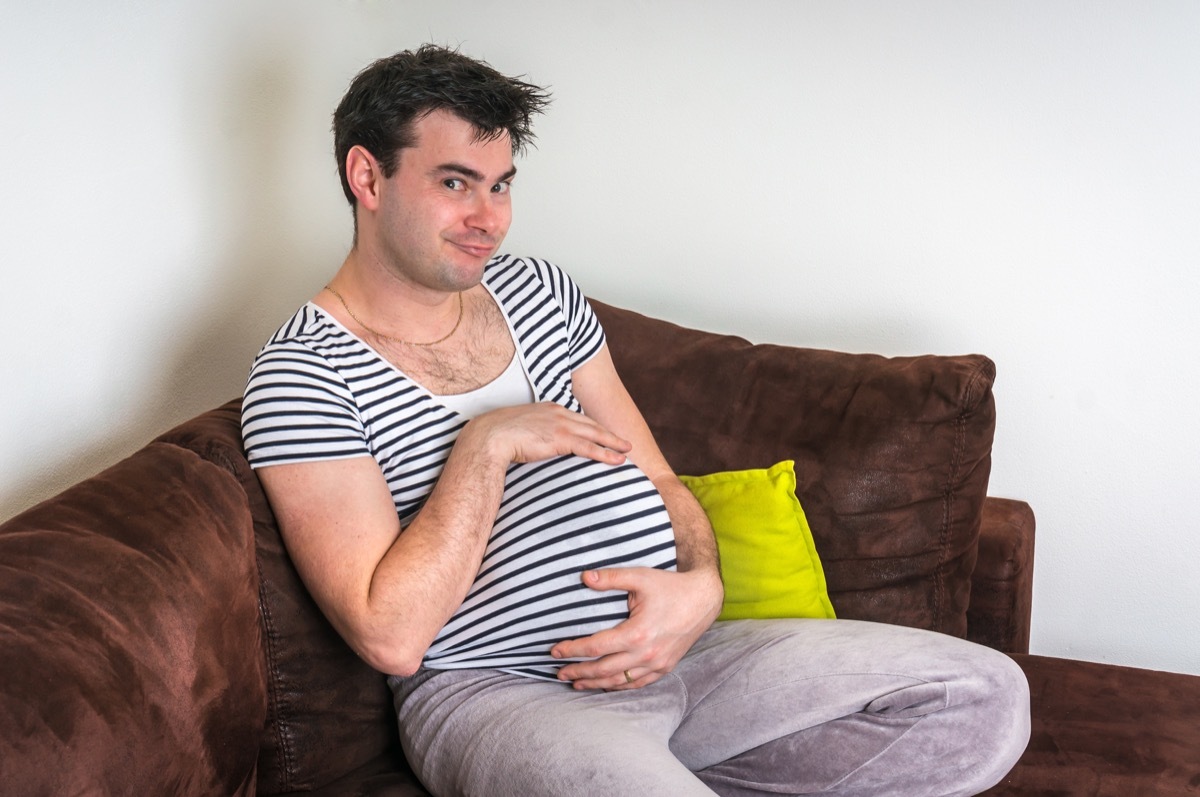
[435,353,535,419]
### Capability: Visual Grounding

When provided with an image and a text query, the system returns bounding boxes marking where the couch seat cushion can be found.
[984,654,1200,796]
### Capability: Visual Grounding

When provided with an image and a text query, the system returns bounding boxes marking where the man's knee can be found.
[987,651,1032,766]
[953,646,1031,793]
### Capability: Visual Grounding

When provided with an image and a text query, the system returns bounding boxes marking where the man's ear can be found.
[345,145,384,211]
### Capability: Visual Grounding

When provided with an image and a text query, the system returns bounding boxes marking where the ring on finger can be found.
[623,669,634,684]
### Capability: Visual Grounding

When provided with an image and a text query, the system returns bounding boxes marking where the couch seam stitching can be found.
[941,358,992,635]
[256,553,295,790]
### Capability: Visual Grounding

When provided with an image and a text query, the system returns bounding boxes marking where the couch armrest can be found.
[159,400,412,794]
[967,497,1035,654]
[0,442,265,796]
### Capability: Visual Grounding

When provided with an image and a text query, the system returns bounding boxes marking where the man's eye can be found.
[492,182,511,195]
[443,178,465,190]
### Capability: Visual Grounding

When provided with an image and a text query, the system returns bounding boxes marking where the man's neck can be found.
[318,249,463,340]
[321,259,516,397]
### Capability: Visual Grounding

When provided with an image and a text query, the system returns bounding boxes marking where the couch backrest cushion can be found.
[0,442,264,796]
[594,301,996,638]
[157,402,419,794]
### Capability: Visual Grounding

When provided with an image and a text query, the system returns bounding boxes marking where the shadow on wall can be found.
[1,48,342,523]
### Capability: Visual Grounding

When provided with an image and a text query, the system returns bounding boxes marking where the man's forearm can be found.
[354,437,509,674]
[653,475,722,577]
[364,403,637,672]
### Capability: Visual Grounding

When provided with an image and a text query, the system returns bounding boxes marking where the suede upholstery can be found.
[594,300,994,639]
[153,403,424,795]
[2,300,1197,795]
[968,497,1036,656]
[0,443,264,796]
[989,655,1200,796]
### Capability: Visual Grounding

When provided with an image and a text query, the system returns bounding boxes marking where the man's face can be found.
[370,109,516,294]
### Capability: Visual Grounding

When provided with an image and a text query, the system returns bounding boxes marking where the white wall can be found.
[3,1,1197,675]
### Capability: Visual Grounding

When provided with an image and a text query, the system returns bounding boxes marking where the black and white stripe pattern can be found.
[242,255,677,679]
[425,455,676,677]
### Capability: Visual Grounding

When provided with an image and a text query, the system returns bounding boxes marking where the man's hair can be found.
[332,44,551,206]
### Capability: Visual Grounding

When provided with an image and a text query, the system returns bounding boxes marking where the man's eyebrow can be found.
[434,163,518,183]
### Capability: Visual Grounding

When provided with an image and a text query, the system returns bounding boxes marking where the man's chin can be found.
[444,245,499,277]
[437,259,490,292]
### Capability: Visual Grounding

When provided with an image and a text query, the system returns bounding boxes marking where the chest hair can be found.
[373,291,516,396]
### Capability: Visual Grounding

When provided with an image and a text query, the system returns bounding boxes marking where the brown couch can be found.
[2,301,1197,796]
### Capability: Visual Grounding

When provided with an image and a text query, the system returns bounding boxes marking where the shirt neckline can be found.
[304,268,537,417]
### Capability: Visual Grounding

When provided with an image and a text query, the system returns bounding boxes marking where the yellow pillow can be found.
[679,460,836,622]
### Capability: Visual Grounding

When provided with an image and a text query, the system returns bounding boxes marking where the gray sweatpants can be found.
[390,618,1030,796]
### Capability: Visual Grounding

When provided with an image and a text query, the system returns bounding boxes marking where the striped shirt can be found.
[241,255,677,679]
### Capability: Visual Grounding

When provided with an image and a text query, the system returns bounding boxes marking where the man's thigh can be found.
[671,617,961,765]
[393,667,716,797]
[670,618,1029,796]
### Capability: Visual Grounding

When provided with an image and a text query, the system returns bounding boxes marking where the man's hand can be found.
[463,402,632,468]
[550,566,724,690]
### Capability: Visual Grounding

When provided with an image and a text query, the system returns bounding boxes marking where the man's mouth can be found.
[450,240,496,258]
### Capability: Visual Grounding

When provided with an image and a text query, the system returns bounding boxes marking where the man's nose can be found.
[466,194,507,235]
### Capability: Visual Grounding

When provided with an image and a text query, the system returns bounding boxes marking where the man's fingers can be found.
[570,438,629,466]
[552,625,625,661]
[553,651,661,691]
[607,667,663,691]
[553,650,623,682]
[580,566,649,593]
[583,667,663,692]
[496,403,633,465]
[558,412,632,460]
[551,567,717,690]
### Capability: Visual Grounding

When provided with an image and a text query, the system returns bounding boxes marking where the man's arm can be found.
[550,344,725,690]
[256,402,633,676]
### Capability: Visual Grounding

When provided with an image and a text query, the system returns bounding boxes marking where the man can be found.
[242,45,1029,796]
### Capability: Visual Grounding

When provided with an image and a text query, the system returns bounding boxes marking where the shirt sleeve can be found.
[526,257,607,371]
[240,338,370,469]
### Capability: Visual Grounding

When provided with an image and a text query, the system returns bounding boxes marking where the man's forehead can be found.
[399,109,514,172]
[412,109,512,150]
